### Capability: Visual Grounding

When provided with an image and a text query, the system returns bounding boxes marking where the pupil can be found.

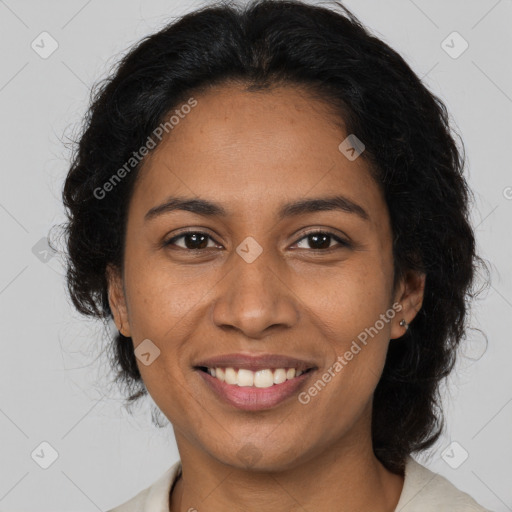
[310,233,330,249]
[186,233,208,250]
[182,233,331,250]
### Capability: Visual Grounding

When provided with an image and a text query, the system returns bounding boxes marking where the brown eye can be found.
[164,231,218,250]
[294,231,350,251]
[163,229,350,252]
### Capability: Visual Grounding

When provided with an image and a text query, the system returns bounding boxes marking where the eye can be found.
[164,229,350,252]
[293,230,350,251]
[164,231,220,250]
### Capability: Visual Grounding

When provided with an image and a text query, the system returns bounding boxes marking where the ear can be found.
[106,263,132,337]
[390,269,426,340]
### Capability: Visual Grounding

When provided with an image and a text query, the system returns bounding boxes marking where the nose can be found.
[210,250,300,339]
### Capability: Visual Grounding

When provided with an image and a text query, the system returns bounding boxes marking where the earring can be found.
[118,321,127,337]
[399,319,408,330]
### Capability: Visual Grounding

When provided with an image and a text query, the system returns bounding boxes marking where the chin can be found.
[212,442,311,473]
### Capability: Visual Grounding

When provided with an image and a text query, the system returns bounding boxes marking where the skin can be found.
[107,83,426,512]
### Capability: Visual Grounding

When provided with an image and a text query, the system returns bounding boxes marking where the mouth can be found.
[195,366,315,387]
[193,353,318,411]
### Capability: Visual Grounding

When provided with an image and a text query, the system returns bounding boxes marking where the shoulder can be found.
[395,456,492,512]
[106,460,182,512]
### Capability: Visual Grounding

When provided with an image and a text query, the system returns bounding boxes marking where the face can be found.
[108,83,425,471]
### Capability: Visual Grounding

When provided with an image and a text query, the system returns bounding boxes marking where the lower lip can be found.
[196,369,315,411]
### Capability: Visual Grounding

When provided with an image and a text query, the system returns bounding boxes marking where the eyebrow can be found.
[144,194,370,223]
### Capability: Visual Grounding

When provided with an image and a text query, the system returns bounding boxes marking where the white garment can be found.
[107,456,492,512]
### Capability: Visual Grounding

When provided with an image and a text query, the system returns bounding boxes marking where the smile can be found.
[195,366,316,411]
[197,366,313,387]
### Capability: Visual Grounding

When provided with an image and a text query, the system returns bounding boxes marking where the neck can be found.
[169,420,404,512]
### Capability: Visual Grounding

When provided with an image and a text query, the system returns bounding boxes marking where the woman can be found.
[60,0,492,510]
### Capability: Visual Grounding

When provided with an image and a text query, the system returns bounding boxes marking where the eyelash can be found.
[163,229,350,252]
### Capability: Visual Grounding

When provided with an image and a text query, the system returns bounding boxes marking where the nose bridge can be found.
[211,242,298,337]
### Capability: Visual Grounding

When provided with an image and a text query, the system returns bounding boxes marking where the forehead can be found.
[131,83,386,226]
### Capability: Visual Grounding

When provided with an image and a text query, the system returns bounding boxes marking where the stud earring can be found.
[399,319,408,330]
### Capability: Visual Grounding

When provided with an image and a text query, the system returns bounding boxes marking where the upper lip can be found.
[194,353,317,372]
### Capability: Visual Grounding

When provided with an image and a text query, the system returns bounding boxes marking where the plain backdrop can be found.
[0,0,511,510]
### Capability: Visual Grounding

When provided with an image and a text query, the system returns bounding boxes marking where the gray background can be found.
[0,0,511,510]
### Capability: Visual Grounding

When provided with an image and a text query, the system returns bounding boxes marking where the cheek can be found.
[301,256,394,335]
[299,260,393,394]
[123,251,210,336]
[300,328,390,427]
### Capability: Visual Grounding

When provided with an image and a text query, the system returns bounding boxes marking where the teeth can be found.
[205,367,307,387]
[254,369,273,388]
[216,368,225,382]
[225,367,237,385]
[273,368,287,384]
[238,369,254,386]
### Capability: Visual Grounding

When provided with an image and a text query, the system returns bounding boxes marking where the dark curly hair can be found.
[56,0,488,474]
